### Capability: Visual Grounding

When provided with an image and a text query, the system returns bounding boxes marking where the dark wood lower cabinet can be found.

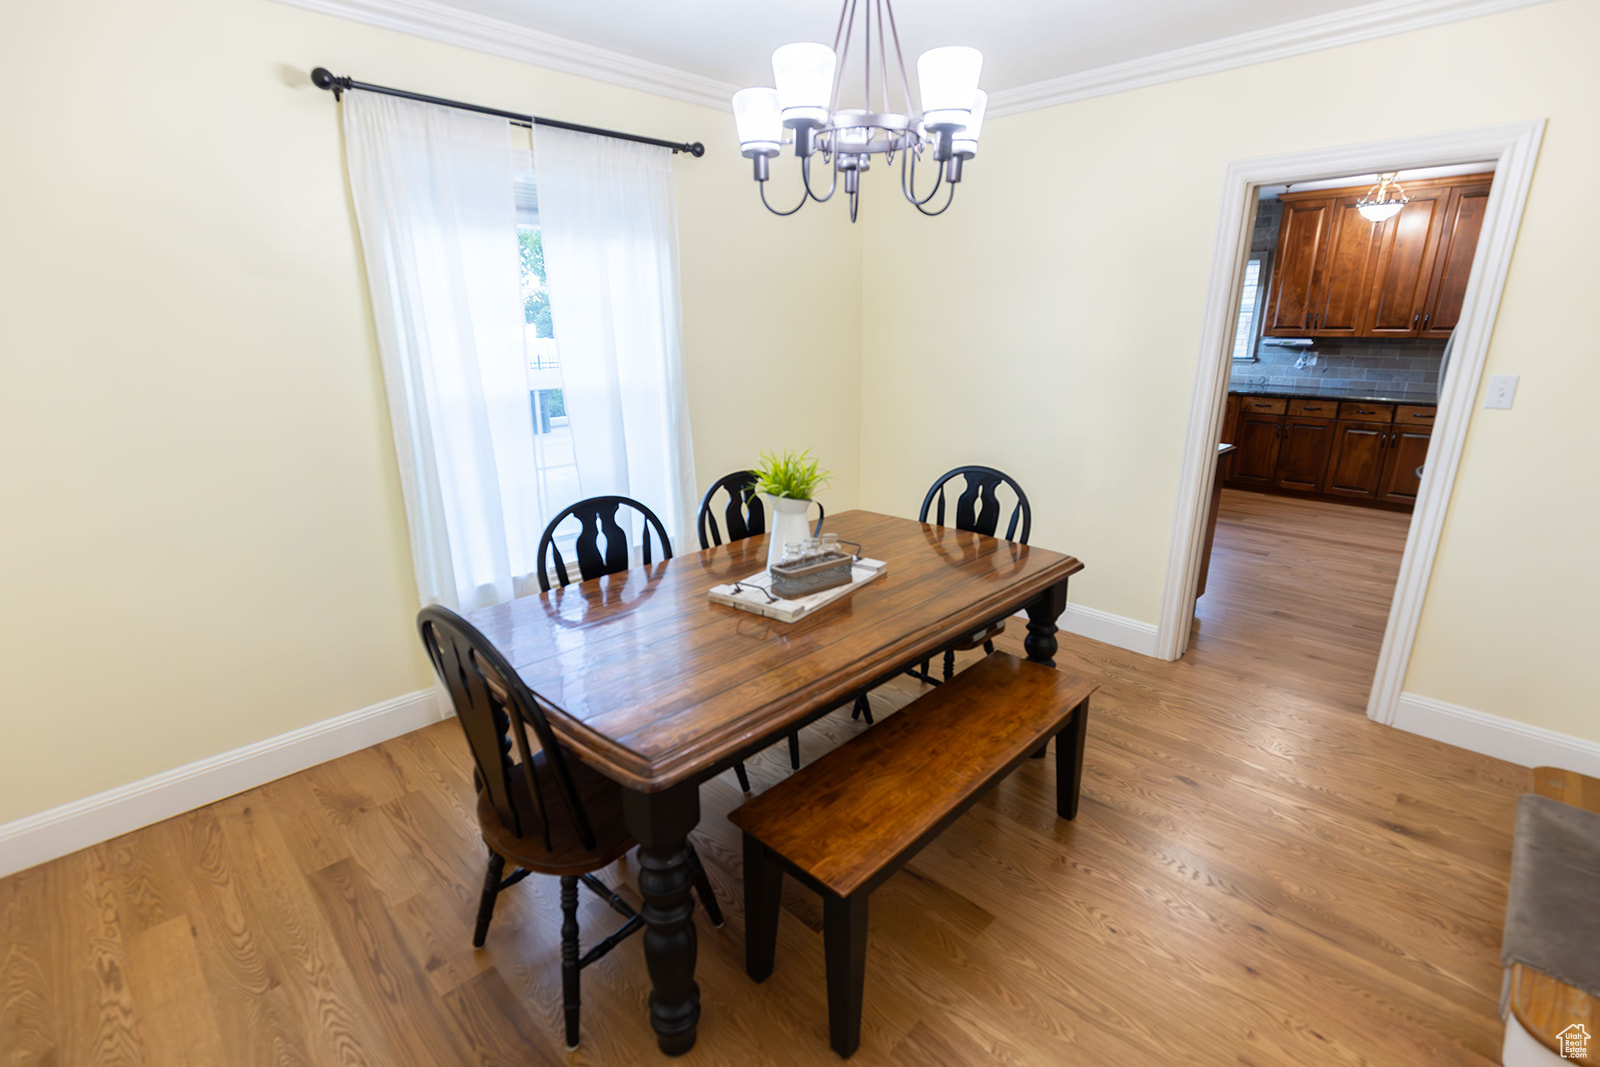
[1222,395,1433,511]
[1378,426,1433,504]
[1322,420,1389,499]
[1274,417,1335,493]
[1230,412,1283,488]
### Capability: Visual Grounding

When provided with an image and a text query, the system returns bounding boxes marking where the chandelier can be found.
[731,0,986,222]
[1357,172,1411,222]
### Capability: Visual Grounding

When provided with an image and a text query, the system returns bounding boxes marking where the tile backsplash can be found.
[1230,338,1444,401]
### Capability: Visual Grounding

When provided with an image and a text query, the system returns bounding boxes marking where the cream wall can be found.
[858,0,1600,741]
[0,0,861,825]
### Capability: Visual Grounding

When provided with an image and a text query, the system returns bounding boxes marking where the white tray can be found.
[709,558,888,623]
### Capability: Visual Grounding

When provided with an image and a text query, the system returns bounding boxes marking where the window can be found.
[1231,253,1267,361]
[515,176,580,522]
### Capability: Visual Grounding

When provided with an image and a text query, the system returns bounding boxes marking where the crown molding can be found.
[987,0,1554,117]
[276,0,1553,120]
[272,0,739,112]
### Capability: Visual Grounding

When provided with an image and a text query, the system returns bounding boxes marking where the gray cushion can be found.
[1502,793,1600,997]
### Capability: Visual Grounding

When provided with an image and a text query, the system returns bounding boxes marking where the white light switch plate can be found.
[1485,374,1519,409]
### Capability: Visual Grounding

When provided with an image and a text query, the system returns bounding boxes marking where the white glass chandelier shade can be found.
[732,88,783,157]
[952,90,988,157]
[772,42,837,128]
[917,46,983,130]
[1357,172,1409,223]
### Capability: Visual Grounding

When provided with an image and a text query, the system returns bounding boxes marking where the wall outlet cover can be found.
[1485,374,1519,409]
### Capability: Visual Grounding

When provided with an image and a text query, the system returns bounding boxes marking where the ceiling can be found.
[433,0,1396,95]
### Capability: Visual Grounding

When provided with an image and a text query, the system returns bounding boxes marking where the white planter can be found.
[766,496,819,571]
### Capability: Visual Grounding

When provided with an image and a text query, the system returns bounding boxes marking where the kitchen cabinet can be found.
[1419,180,1492,338]
[1362,187,1449,336]
[1378,425,1433,504]
[1337,400,1395,423]
[1222,392,1435,510]
[1274,417,1335,492]
[1263,199,1331,335]
[1230,412,1284,488]
[1322,420,1389,499]
[1219,393,1243,479]
[1309,198,1384,336]
[1263,173,1492,340]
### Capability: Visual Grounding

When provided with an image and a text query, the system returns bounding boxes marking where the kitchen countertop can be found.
[1228,384,1436,406]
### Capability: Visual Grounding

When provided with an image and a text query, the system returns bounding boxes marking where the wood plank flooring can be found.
[0,490,1528,1065]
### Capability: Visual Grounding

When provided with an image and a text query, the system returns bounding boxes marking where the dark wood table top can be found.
[468,510,1083,792]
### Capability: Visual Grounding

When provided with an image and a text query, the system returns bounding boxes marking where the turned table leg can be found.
[1025,579,1070,757]
[622,781,702,1056]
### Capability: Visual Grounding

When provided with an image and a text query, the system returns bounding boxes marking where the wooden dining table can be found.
[467,509,1084,1055]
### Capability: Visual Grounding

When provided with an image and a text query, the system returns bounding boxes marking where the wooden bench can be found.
[1503,767,1600,1066]
[728,652,1096,1058]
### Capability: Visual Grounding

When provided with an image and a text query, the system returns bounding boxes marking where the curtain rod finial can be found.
[689,142,706,158]
[311,67,348,94]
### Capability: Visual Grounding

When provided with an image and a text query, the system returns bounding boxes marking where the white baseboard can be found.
[1017,602,1160,659]
[0,688,443,880]
[1392,692,1600,776]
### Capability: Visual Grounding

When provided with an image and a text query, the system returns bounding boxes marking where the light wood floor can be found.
[1,491,1527,1065]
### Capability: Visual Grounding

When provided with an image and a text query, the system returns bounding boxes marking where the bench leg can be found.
[1055,696,1090,820]
[824,892,869,1059]
[743,833,782,983]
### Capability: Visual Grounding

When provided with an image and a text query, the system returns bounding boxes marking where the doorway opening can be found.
[1157,121,1544,727]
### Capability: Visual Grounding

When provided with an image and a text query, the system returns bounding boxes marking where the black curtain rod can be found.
[310,68,706,157]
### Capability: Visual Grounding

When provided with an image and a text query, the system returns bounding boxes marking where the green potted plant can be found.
[754,449,830,570]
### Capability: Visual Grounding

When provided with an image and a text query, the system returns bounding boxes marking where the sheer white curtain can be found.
[343,93,544,611]
[532,127,698,542]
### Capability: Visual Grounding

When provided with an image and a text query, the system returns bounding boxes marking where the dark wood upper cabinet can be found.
[1419,181,1492,338]
[1274,416,1335,493]
[1263,173,1492,340]
[1323,420,1389,499]
[1363,190,1448,336]
[1378,426,1433,504]
[1308,199,1384,336]
[1230,412,1283,487]
[1263,199,1331,335]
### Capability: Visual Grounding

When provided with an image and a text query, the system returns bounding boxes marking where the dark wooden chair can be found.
[536,495,674,593]
[697,469,766,549]
[418,604,723,1051]
[696,471,802,786]
[914,465,1033,684]
[732,653,1095,1058]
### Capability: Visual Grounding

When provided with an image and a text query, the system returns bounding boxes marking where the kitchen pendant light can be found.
[1357,172,1410,222]
[731,0,985,222]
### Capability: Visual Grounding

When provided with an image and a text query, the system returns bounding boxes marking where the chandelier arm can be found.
[876,0,891,115]
[801,153,839,203]
[913,180,957,217]
[882,0,916,117]
[900,144,944,206]
[829,0,859,122]
[759,180,809,217]
[831,0,850,52]
[864,0,871,118]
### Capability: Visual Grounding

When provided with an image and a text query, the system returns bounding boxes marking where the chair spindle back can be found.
[417,604,597,851]
[918,465,1033,544]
